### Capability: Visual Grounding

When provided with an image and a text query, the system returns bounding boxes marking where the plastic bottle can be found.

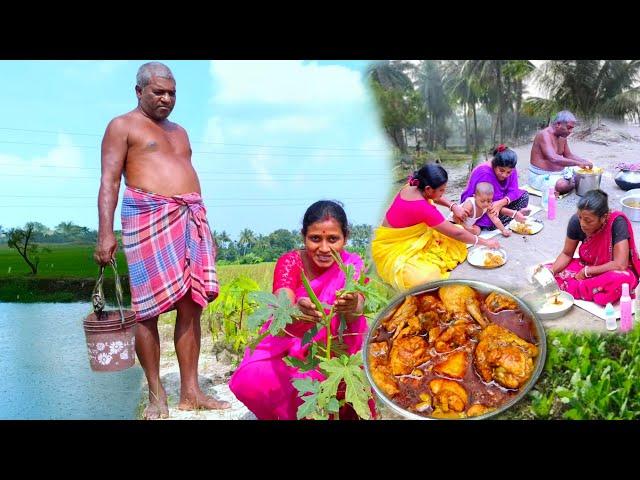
[604,302,617,331]
[541,175,550,211]
[620,283,633,333]
[547,186,557,220]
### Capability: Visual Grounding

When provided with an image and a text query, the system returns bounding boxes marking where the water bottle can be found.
[541,175,550,211]
[620,283,633,333]
[604,302,617,331]
[547,186,557,220]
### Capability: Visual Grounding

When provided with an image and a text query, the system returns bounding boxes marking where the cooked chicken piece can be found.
[416,294,449,325]
[466,404,495,417]
[433,351,468,379]
[414,393,432,413]
[370,363,400,397]
[382,295,418,338]
[368,341,389,363]
[485,292,519,313]
[431,410,466,419]
[438,285,488,327]
[474,324,538,389]
[433,321,480,353]
[428,326,442,345]
[390,336,430,375]
[429,378,468,413]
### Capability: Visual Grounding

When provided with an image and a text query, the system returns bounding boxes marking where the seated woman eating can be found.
[229,200,374,420]
[460,144,530,231]
[371,164,500,291]
[547,189,640,306]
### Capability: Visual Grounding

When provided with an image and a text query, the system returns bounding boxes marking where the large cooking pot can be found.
[621,195,640,222]
[574,168,603,197]
[363,279,547,420]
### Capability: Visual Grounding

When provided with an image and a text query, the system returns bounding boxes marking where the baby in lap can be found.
[452,182,515,237]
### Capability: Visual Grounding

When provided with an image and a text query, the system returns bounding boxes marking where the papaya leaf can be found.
[321,354,372,420]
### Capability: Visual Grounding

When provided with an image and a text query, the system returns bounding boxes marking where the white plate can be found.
[467,247,507,269]
[508,218,543,235]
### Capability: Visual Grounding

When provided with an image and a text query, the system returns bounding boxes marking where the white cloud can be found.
[3,134,84,176]
[263,115,331,133]
[209,61,365,104]
[202,117,225,144]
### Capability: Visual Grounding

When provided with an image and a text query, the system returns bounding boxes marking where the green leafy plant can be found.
[207,276,261,353]
[500,325,640,420]
[246,249,390,420]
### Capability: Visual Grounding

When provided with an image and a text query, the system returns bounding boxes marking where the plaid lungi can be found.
[121,186,219,321]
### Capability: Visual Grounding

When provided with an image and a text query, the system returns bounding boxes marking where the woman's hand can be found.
[483,238,501,249]
[296,297,323,322]
[487,202,502,217]
[575,268,587,281]
[452,203,467,221]
[513,211,527,223]
[334,292,361,315]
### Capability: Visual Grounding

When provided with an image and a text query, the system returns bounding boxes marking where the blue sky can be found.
[0,60,392,239]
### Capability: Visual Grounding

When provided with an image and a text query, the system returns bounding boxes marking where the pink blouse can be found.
[272,250,305,293]
[385,191,445,228]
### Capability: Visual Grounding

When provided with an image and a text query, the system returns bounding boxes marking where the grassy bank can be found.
[0,242,276,303]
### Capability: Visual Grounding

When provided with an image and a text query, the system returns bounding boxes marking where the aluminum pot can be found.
[621,195,640,222]
[574,169,602,196]
[615,170,640,191]
[363,279,547,420]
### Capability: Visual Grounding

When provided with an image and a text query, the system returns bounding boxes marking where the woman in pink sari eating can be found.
[229,200,374,420]
[547,189,640,306]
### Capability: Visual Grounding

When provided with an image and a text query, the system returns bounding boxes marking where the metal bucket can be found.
[574,170,602,196]
[363,279,547,420]
[83,259,137,372]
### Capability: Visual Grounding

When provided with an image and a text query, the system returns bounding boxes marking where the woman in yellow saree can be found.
[372,164,501,291]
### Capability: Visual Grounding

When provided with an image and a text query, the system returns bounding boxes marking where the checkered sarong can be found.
[121,186,218,321]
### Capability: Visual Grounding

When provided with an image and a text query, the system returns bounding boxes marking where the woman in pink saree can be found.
[229,201,375,420]
[547,190,640,306]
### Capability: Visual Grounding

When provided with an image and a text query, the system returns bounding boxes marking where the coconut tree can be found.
[416,60,452,150]
[367,60,417,154]
[525,60,640,126]
[238,229,257,256]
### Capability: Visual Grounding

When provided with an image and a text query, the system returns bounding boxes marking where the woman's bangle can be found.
[584,266,591,278]
[504,196,511,205]
[449,202,457,211]
[511,210,518,219]
[473,235,479,246]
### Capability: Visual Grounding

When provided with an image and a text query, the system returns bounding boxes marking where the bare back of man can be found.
[96,68,230,419]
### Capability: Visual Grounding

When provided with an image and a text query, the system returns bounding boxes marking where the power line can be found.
[0,127,390,152]
[0,162,391,176]
[0,194,382,201]
[1,173,387,183]
[0,140,388,158]
[0,200,380,209]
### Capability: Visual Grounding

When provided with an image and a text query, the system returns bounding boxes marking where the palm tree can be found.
[238,229,257,256]
[444,60,485,152]
[526,60,640,125]
[416,60,452,150]
[503,60,535,140]
[367,60,416,154]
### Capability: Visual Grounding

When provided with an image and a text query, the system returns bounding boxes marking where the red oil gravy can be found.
[368,289,539,418]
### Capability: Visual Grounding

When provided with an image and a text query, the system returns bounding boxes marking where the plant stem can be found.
[325,306,334,360]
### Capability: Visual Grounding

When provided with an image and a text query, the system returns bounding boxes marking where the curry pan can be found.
[363,279,547,420]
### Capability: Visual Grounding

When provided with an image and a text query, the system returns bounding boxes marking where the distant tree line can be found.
[213,224,374,264]
[0,222,375,272]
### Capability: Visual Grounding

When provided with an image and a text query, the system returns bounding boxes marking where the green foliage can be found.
[293,355,372,420]
[207,276,262,353]
[500,326,640,420]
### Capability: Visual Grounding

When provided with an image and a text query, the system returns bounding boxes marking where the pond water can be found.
[0,302,143,419]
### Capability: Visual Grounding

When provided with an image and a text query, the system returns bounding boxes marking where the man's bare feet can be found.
[178,389,232,411]
[143,402,170,420]
[143,386,169,420]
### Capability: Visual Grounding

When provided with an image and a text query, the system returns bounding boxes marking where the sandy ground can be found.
[445,122,640,334]
[143,122,640,420]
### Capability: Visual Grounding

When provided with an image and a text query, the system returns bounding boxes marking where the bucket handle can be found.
[92,258,126,325]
